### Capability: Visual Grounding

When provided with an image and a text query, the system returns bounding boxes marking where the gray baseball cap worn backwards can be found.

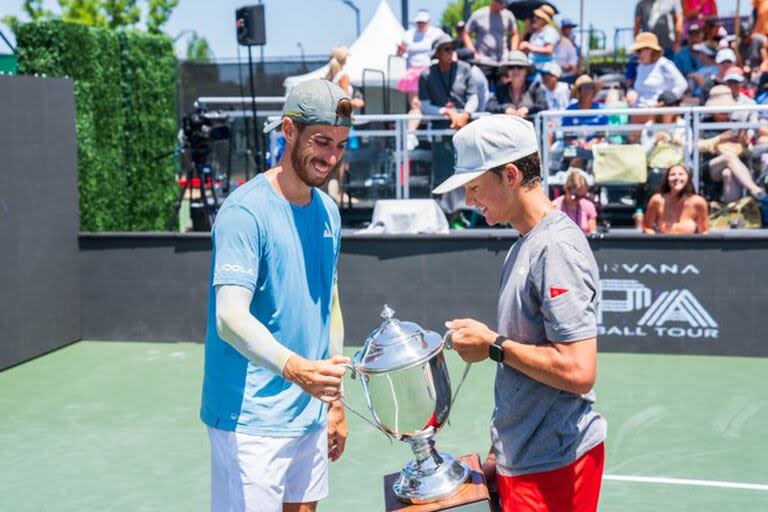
[432,115,540,195]
[263,79,352,134]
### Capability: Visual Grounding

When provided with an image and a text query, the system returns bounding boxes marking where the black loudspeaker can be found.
[236,5,266,46]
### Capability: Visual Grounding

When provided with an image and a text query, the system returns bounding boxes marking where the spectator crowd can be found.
[383,0,768,232]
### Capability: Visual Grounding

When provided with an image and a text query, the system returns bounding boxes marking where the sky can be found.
[0,0,746,59]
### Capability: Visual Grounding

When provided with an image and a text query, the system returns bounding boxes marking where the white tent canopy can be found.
[283,0,406,91]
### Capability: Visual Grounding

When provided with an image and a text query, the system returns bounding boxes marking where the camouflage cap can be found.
[263,79,352,133]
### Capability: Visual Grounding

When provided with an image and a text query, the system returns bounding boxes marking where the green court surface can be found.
[1,341,767,511]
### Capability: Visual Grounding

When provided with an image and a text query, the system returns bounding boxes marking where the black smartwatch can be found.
[489,335,506,363]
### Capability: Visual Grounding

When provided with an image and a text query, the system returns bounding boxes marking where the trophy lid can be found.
[353,305,443,374]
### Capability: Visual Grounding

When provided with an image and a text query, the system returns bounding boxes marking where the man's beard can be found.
[290,142,343,188]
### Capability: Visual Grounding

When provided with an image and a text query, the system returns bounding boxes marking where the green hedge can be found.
[16,21,178,231]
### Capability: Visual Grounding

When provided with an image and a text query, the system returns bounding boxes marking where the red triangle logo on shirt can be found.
[550,287,569,298]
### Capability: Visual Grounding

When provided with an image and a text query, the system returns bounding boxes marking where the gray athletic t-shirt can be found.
[467,6,516,63]
[492,210,607,476]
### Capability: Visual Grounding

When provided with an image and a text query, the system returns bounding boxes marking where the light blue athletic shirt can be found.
[200,174,341,437]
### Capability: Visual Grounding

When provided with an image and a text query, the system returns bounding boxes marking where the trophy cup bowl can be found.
[344,305,471,504]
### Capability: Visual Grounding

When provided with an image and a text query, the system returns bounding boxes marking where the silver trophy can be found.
[343,305,471,504]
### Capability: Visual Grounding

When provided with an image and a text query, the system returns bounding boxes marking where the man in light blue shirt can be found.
[201,79,353,512]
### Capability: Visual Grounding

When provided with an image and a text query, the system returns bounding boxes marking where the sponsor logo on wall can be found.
[598,263,719,340]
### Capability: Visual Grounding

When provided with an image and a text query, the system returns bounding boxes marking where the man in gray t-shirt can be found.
[463,0,518,64]
[635,0,682,53]
[433,115,606,511]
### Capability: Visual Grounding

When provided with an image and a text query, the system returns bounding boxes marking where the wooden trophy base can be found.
[383,453,492,512]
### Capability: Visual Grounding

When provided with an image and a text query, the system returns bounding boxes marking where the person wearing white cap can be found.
[539,62,570,111]
[689,42,718,95]
[714,48,737,81]
[397,9,446,73]
[397,9,448,139]
[436,115,606,512]
[697,49,741,105]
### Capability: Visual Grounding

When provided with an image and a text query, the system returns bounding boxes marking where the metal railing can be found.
[538,104,768,196]
[196,96,768,202]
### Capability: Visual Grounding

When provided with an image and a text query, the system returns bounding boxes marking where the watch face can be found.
[489,343,504,362]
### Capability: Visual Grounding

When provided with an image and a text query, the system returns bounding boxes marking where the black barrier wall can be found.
[0,76,81,370]
[79,231,768,357]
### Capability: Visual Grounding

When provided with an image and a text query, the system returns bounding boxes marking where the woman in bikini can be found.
[643,164,710,234]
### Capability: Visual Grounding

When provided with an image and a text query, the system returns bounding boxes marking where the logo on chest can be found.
[549,287,569,298]
[323,221,334,239]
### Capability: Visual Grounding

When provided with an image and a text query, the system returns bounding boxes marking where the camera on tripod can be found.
[181,109,231,164]
[173,108,232,232]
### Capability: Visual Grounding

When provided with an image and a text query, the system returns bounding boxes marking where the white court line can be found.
[605,474,768,492]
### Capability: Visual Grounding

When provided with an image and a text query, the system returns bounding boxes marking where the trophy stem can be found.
[408,434,437,463]
[393,432,471,504]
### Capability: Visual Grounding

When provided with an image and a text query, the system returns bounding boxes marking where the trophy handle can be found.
[442,330,472,410]
[340,363,394,444]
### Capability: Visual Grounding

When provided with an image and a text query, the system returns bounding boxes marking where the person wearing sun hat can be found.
[520,5,560,74]
[486,50,547,117]
[435,114,606,512]
[419,33,478,196]
[627,32,687,108]
[562,75,608,129]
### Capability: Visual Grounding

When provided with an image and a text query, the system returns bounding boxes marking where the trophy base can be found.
[384,453,492,511]
[392,451,471,504]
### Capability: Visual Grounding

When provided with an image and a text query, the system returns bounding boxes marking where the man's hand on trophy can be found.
[327,401,348,462]
[444,318,496,363]
[283,354,350,403]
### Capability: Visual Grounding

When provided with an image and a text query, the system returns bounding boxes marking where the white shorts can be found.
[207,426,328,512]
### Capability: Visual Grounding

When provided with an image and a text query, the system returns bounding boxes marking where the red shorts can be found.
[497,443,605,512]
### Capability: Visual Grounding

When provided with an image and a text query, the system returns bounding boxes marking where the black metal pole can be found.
[463,0,473,21]
[237,44,252,180]
[401,0,408,29]
[247,45,262,174]
[0,28,16,53]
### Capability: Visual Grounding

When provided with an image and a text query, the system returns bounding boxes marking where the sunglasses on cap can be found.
[439,45,455,53]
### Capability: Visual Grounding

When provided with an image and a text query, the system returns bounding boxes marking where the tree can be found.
[441,0,491,35]
[3,0,52,32]
[22,0,53,20]
[185,31,213,62]
[5,0,178,34]
[146,0,179,34]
